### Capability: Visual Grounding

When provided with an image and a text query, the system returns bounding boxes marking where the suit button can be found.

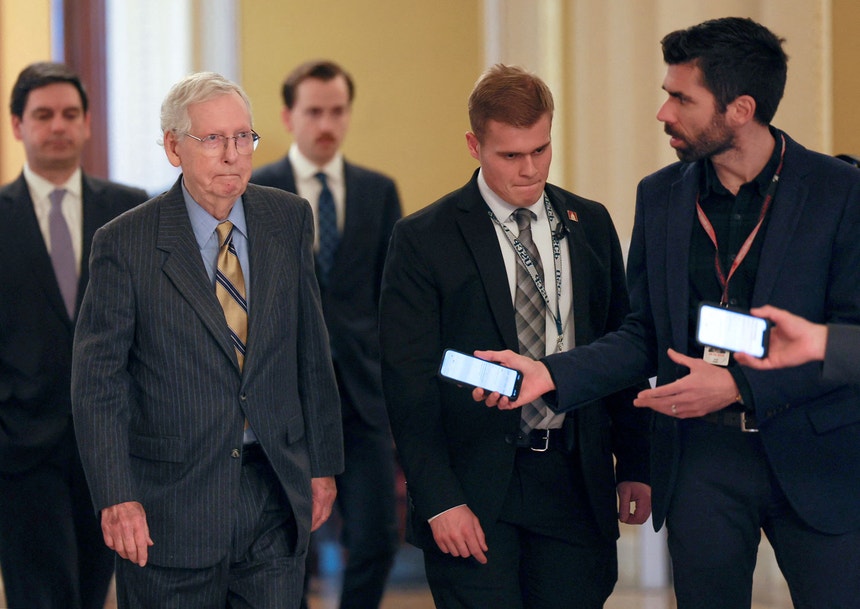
[240,393,247,401]
[231,448,241,459]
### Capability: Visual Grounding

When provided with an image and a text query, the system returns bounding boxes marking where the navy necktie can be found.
[48,188,77,318]
[315,172,339,286]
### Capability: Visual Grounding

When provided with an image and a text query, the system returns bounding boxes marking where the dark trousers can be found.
[0,426,114,609]
[333,396,398,609]
[424,447,616,609]
[301,370,398,609]
[115,451,303,609]
[667,421,860,609]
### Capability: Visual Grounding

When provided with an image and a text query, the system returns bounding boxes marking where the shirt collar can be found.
[23,164,83,200]
[181,178,248,250]
[476,168,547,225]
[288,143,344,184]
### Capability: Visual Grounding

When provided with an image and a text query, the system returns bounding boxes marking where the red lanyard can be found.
[695,134,786,305]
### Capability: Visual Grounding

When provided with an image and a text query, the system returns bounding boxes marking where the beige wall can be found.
[240,0,483,215]
[0,0,51,183]
[833,0,860,157]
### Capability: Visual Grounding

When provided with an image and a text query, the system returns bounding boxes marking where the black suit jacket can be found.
[379,172,650,548]
[0,172,146,474]
[824,325,860,384]
[252,156,402,428]
[544,132,860,535]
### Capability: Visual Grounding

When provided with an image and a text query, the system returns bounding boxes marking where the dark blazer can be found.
[0,172,146,474]
[543,132,860,535]
[824,324,860,384]
[379,172,650,548]
[71,179,344,569]
[252,157,401,429]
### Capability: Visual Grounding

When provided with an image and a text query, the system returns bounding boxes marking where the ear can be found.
[465,131,480,161]
[11,115,23,141]
[727,94,756,127]
[281,106,294,133]
[163,131,183,168]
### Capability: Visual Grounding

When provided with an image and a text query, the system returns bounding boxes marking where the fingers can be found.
[429,506,489,565]
[101,501,153,567]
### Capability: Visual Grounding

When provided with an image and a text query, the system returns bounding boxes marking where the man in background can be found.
[0,61,147,609]
[72,72,343,608]
[380,64,651,609]
[253,59,402,609]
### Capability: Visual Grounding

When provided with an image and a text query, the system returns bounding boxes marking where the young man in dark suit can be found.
[379,64,651,609]
[71,72,343,608]
[478,18,860,609]
[252,60,402,609]
[0,62,148,609]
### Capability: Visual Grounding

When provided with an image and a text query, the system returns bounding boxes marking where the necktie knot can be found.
[315,171,328,187]
[216,221,234,248]
[514,208,536,233]
[49,188,67,209]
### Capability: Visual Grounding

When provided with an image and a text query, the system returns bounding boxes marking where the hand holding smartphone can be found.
[438,349,523,399]
[696,302,772,358]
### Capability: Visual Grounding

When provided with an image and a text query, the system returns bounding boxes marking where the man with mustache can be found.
[0,62,147,609]
[475,17,860,609]
[252,60,402,609]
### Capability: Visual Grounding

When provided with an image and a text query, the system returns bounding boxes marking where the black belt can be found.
[241,442,267,465]
[700,408,759,433]
[506,427,569,452]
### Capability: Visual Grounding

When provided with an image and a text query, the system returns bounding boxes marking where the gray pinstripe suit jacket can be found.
[71,178,344,569]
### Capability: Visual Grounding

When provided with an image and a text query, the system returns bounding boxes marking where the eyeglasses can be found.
[182,130,260,155]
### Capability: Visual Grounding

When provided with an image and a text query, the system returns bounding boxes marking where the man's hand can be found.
[429,505,489,564]
[633,349,740,418]
[617,481,652,525]
[470,349,556,409]
[310,476,337,532]
[101,501,153,567]
[734,305,828,370]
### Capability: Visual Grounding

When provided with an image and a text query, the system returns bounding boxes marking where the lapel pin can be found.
[568,210,578,222]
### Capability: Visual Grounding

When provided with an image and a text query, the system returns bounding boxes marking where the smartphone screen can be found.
[696,302,771,358]
[438,349,523,399]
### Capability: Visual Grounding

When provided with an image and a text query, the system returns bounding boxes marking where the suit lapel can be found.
[666,165,698,349]
[156,180,238,369]
[753,138,808,304]
[242,187,280,377]
[549,192,589,347]
[2,175,73,326]
[455,181,519,350]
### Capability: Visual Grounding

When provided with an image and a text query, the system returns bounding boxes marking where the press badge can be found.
[703,346,731,366]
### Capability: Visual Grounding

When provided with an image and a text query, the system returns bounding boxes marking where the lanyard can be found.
[488,194,566,352]
[695,133,786,306]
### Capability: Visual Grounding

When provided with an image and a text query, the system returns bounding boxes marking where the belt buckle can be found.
[740,412,759,433]
[531,430,551,452]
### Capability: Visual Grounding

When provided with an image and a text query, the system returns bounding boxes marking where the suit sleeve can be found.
[71,224,138,512]
[823,324,860,385]
[589,202,651,485]
[379,221,467,522]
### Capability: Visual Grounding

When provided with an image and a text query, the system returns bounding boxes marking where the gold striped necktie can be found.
[215,221,248,370]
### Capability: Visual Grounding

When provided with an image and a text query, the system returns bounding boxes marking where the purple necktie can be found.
[48,188,77,318]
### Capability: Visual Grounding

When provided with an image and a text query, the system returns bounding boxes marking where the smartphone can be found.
[696,302,772,358]
[438,349,523,399]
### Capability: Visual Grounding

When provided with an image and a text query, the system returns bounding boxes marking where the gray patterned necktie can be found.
[513,209,549,432]
[48,188,77,318]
